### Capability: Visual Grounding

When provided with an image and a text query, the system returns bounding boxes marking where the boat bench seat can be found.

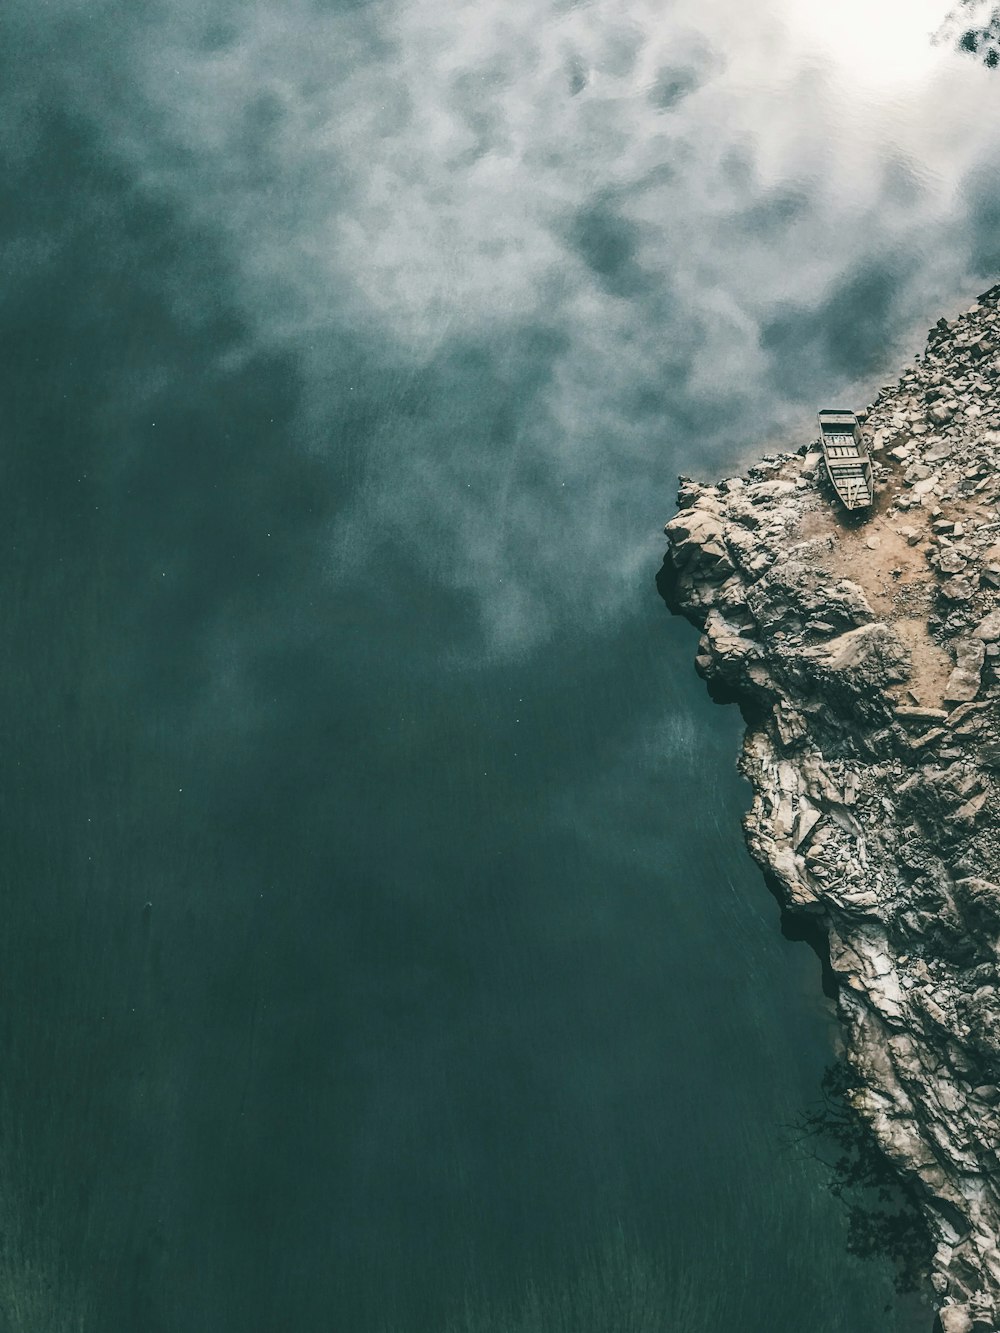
[819,409,872,508]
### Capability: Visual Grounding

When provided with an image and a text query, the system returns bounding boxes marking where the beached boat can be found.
[817,409,874,511]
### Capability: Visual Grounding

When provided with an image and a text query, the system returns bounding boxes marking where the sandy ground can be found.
[791,461,957,707]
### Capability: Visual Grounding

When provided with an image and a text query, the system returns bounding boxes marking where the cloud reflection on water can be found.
[0,3,994,1328]
[5,0,1000,659]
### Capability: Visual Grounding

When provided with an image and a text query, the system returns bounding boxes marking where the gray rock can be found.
[895,704,949,725]
[954,879,1000,934]
[938,1306,973,1333]
[929,401,957,427]
[974,610,1000,642]
[941,576,976,602]
[939,548,970,575]
[798,622,910,691]
[945,640,986,704]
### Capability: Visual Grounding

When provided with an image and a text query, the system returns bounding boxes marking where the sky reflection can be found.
[0,3,995,1330]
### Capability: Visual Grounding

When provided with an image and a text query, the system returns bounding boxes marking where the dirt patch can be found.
[890,618,953,709]
[793,492,931,607]
[788,476,953,705]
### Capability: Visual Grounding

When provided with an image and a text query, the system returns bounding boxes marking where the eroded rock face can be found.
[663,285,1000,1331]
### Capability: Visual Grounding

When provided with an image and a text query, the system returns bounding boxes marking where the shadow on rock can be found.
[789,1061,934,1297]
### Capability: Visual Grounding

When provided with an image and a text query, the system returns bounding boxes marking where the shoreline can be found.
[662,286,1000,1333]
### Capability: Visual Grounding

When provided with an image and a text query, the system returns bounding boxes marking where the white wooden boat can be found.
[817,409,873,511]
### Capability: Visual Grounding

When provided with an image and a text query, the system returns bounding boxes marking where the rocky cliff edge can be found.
[663,286,1000,1333]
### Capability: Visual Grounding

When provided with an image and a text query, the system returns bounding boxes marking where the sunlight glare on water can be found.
[782,0,959,87]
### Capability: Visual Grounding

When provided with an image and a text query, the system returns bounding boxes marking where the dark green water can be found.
[3,2,999,1329]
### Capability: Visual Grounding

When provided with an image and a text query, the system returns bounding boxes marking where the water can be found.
[2,1,1000,1328]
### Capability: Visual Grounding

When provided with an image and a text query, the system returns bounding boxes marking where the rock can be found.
[662,290,1000,1316]
[941,576,976,602]
[798,622,910,692]
[974,610,1000,642]
[895,704,949,725]
[700,610,764,689]
[948,701,990,731]
[938,1306,973,1333]
[939,548,969,575]
[955,790,989,824]
[944,669,982,704]
[954,878,1000,933]
[945,640,986,704]
[909,727,946,751]
[664,509,729,567]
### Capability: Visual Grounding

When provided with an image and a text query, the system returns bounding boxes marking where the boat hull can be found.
[817,409,874,510]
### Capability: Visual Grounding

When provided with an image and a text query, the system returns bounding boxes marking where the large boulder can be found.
[664,507,735,580]
[745,562,874,636]
[795,622,911,697]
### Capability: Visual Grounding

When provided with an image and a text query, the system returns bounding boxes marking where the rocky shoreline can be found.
[662,287,1000,1332]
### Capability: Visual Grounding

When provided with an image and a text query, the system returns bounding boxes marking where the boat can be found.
[817,409,874,511]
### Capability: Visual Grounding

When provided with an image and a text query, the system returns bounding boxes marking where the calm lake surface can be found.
[2,1,999,1328]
